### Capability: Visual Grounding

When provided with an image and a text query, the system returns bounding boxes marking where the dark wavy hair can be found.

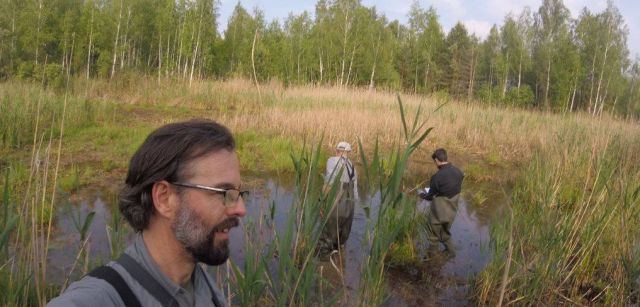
[119,119,235,232]
[431,148,448,162]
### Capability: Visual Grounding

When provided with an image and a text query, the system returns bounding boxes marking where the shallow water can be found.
[383,196,494,306]
[48,179,498,305]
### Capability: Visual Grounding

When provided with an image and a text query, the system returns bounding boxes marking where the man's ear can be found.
[152,180,178,219]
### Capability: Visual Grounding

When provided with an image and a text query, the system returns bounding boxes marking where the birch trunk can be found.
[128,45,134,67]
[158,35,162,83]
[594,16,614,116]
[165,33,170,77]
[502,53,509,99]
[368,32,381,91]
[339,9,350,87]
[424,63,431,92]
[468,46,477,101]
[34,0,43,65]
[171,27,178,75]
[627,75,638,116]
[251,28,261,102]
[189,7,204,86]
[594,41,611,116]
[183,23,195,80]
[177,16,186,76]
[319,49,323,83]
[296,52,301,83]
[62,37,67,72]
[86,4,94,79]
[597,76,612,116]
[183,56,189,80]
[569,82,576,112]
[345,46,356,87]
[120,7,131,69]
[68,33,75,77]
[517,51,522,89]
[544,56,551,109]
[588,52,597,113]
[110,0,123,79]
[414,57,419,94]
[9,5,16,69]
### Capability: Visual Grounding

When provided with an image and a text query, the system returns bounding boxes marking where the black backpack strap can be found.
[88,265,142,307]
[345,159,355,181]
[117,253,179,307]
[198,265,223,307]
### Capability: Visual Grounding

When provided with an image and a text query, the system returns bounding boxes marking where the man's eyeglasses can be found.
[170,182,250,207]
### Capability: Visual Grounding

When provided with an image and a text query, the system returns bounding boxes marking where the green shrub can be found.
[433,90,451,104]
[96,51,112,78]
[17,62,36,80]
[505,85,534,107]
[44,63,65,89]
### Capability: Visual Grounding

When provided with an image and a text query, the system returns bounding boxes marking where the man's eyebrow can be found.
[214,182,240,189]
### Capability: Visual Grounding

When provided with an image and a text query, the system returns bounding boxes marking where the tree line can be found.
[1,0,639,118]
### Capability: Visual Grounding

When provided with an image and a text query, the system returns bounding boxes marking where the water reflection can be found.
[48,196,121,284]
[49,179,497,305]
[383,197,494,306]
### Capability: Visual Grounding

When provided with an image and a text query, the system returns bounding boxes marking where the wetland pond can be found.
[47,178,502,306]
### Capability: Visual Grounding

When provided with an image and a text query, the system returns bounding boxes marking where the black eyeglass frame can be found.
[170,181,249,207]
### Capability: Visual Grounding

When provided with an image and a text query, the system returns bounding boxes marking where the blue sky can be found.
[218,0,640,59]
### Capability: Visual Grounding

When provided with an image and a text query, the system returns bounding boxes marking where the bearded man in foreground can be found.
[48,120,248,307]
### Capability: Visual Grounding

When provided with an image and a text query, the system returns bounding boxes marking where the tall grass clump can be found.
[0,169,25,304]
[0,111,65,306]
[227,96,433,306]
[0,71,86,306]
[476,127,640,305]
[356,96,433,305]
[228,139,346,306]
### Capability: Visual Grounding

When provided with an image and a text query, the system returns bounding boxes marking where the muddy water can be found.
[49,179,499,306]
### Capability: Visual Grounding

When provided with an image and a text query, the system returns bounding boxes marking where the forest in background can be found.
[1,0,639,118]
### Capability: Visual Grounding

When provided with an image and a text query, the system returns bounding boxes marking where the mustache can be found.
[211,217,240,233]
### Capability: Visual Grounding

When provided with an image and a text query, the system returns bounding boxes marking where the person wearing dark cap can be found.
[318,141,359,255]
[48,120,247,307]
[419,148,464,258]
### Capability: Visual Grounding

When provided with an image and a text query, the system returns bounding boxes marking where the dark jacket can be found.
[424,163,464,200]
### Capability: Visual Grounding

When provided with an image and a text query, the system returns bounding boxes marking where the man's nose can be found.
[227,196,247,217]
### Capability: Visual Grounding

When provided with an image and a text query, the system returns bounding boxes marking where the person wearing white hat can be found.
[319,141,359,255]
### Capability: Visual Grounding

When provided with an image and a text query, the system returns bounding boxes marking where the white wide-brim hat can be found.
[336,141,352,151]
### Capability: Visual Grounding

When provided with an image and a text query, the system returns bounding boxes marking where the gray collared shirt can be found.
[325,156,359,200]
[47,234,227,307]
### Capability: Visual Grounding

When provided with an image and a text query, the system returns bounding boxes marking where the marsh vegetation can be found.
[1,76,638,306]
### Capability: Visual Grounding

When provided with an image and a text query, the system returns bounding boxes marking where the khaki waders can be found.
[426,194,460,256]
[319,181,356,254]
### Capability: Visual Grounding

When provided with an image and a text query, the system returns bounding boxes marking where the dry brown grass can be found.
[220,81,639,168]
[76,76,640,171]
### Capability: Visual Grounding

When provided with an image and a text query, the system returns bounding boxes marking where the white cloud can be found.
[462,19,493,38]
[363,0,413,22]
[485,0,539,19]
[564,0,607,17]
[438,0,467,18]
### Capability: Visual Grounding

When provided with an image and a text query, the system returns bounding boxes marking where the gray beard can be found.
[172,202,230,266]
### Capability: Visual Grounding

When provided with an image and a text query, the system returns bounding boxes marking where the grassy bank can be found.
[1,76,639,305]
